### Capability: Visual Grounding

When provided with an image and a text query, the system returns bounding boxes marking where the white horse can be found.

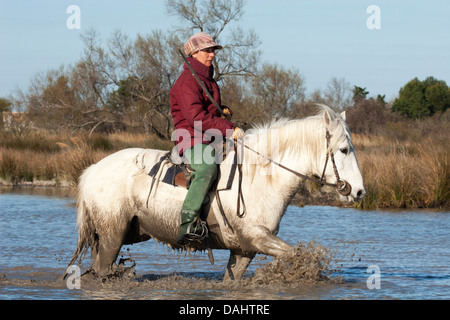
[65,106,365,281]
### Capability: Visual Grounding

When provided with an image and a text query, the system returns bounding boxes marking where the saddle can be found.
[147,150,193,189]
[146,147,237,191]
[143,147,245,219]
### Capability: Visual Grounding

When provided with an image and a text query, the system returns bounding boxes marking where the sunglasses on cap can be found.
[200,48,217,53]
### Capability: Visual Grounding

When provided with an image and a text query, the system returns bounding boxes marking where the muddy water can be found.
[0,187,449,300]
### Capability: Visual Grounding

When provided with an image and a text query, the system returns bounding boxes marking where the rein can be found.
[230,129,352,217]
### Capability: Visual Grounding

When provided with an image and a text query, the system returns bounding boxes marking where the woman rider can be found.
[170,32,244,245]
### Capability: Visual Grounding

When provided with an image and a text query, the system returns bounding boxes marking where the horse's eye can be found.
[340,147,349,155]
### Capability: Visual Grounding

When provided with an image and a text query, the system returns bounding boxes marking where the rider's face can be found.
[192,48,216,67]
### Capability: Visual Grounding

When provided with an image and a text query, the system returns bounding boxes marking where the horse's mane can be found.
[241,105,350,179]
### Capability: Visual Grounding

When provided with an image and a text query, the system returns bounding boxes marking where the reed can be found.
[0,131,172,186]
[56,137,109,186]
[0,148,58,183]
[354,134,449,209]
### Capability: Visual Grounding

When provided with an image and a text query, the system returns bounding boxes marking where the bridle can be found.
[234,128,352,201]
[218,129,352,220]
[318,130,352,197]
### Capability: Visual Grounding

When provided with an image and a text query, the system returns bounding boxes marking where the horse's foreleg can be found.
[223,250,255,282]
[246,225,294,258]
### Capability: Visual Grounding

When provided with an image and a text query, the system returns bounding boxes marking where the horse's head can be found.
[320,106,366,203]
[242,106,365,203]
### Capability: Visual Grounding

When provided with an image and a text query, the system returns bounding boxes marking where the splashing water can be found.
[248,241,339,286]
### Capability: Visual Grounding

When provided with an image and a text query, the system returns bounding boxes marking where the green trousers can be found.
[181,144,218,214]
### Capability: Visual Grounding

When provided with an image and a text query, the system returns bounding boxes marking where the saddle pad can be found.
[147,152,191,189]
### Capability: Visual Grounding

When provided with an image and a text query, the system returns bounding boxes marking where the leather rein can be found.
[224,129,352,219]
[238,130,351,194]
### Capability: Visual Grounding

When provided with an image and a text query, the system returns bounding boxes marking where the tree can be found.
[166,0,261,81]
[249,63,306,121]
[218,63,306,126]
[106,30,182,137]
[346,99,390,135]
[346,86,392,135]
[352,86,369,103]
[13,0,313,135]
[392,76,450,119]
[376,94,386,107]
[0,97,12,131]
[323,77,352,111]
[20,67,83,133]
[425,81,450,114]
[18,29,182,136]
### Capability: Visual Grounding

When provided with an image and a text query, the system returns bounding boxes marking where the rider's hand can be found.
[231,127,244,141]
[221,107,232,121]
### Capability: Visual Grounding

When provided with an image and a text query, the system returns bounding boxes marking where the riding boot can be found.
[176,144,217,245]
[176,209,207,245]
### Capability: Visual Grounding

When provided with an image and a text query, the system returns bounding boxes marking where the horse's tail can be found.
[63,171,97,280]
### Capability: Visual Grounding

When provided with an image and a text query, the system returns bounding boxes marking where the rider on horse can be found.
[170,32,244,245]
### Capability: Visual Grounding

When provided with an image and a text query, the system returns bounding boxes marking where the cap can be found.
[184,32,223,56]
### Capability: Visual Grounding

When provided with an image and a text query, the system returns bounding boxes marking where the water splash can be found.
[248,241,339,286]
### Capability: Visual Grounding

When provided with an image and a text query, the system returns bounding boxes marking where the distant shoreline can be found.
[0,178,72,188]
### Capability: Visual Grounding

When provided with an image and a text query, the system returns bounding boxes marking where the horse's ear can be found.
[340,111,346,121]
[323,109,332,126]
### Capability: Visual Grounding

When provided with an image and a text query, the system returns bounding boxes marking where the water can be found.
[0,187,449,300]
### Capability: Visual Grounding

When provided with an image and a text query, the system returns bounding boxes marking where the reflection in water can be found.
[0,187,449,299]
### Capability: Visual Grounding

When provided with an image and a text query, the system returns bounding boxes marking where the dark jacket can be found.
[170,57,235,155]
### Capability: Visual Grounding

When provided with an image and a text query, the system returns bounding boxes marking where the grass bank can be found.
[0,130,448,210]
[353,133,449,210]
[0,131,172,187]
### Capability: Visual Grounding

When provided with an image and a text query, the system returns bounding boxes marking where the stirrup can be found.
[177,220,208,245]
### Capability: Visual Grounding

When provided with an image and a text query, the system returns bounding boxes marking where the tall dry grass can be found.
[0,131,173,186]
[353,134,449,209]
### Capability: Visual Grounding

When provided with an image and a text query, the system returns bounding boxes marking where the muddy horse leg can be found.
[249,226,294,258]
[90,233,124,277]
[223,250,255,282]
[90,219,130,277]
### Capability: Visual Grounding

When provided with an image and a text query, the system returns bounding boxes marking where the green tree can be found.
[392,77,450,119]
[425,81,450,114]
[352,86,369,103]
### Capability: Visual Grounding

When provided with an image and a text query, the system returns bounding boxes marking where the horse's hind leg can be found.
[91,222,129,277]
[90,235,124,277]
[223,250,255,282]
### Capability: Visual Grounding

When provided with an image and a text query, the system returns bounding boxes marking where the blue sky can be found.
[1,0,449,101]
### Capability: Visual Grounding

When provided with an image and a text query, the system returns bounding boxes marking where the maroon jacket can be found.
[170,57,235,155]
